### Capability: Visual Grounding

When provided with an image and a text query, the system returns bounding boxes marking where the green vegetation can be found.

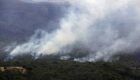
[0,53,140,80]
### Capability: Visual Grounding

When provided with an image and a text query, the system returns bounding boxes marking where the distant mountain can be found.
[0,0,68,42]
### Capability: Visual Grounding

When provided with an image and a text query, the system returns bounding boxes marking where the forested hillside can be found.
[0,53,140,80]
[0,0,140,80]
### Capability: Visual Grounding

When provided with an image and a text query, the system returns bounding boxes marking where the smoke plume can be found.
[9,0,140,61]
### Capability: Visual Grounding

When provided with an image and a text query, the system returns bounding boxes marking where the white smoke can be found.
[9,0,140,61]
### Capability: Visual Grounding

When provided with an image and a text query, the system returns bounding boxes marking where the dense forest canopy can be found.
[0,52,140,80]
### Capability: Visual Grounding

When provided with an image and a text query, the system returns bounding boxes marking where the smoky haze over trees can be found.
[5,0,140,62]
[0,0,139,61]
[0,0,140,80]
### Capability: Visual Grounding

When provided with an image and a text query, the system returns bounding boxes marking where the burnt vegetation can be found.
[0,51,140,80]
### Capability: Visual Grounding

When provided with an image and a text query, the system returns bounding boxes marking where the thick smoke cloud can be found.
[9,0,140,61]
